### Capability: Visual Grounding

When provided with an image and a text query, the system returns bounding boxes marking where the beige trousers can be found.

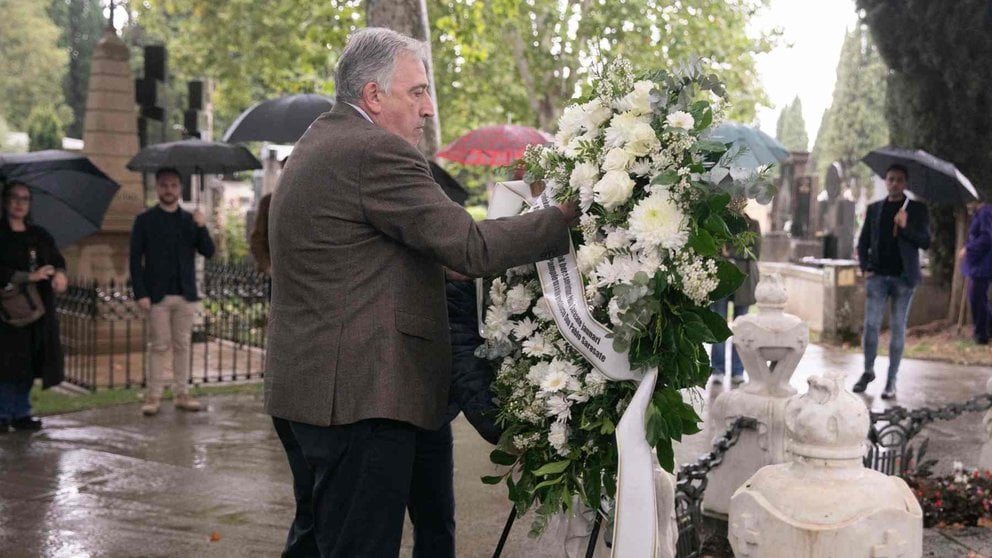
[146,295,198,398]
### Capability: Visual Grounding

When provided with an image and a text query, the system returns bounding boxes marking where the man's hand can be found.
[192,209,207,227]
[894,209,908,229]
[556,199,581,224]
[51,271,68,294]
[958,246,968,260]
[137,297,152,311]
[28,265,55,282]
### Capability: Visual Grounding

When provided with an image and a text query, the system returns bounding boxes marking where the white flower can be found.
[557,104,586,143]
[601,147,634,172]
[666,110,695,130]
[540,368,571,394]
[637,248,664,275]
[607,298,624,326]
[579,214,600,242]
[582,99,613,130]
[506,284,533,315]
[512,433,541,451]
[545,394,572,421]
[523,332,555,358]
[603,111,643,148]
[576,243,608,274]
[593,170,635,210]
[513,317,539,340]
[584,370,609,396]
[625,121,661,157]
[526,361,550,385]
[628,190,688,251]
[630,159,653,177]
[532,296,554,322]
[484,306,513,341]
[617,80,655,115]
[548,422,570,456]
[570,162,600,212]
[506,264,535,279]
[489,278,507,306]
[604,228,631,251]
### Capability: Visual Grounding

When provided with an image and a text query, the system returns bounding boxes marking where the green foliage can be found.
[47,0,106,139]
[810,24,889,198]
[0,0,68,130]
[775,96,808,152]
[27,105,64,151]
[224,209,249,261]
[857,0,992,281]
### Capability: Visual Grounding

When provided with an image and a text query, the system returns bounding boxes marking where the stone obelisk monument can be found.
[62,24,145,282]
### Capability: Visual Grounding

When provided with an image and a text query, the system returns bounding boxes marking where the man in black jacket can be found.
[129,168,215,415]
[853,164,930,399]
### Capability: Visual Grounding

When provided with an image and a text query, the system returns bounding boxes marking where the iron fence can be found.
[55,260,269,391]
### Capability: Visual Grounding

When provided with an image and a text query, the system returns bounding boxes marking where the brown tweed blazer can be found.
[264,104,570,429]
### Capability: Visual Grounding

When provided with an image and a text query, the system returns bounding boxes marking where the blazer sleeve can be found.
[129,214,149,300]
[898,202,931,250]
[249,194,272,273]
[359,134,571,277]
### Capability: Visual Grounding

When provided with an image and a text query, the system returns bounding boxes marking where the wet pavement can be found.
[0,343,990,557]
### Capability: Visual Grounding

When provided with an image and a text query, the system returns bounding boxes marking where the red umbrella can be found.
[437,124,552,166]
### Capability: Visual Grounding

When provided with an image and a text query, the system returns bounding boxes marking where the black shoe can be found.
[852,372,875,393]
[880,381,897,400]
[710,375,724,386]
[975,337,989,346]
[10,416,42,431]
[0,419,10,434]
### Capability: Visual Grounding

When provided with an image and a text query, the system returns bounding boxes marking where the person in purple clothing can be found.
[961,199,992,345]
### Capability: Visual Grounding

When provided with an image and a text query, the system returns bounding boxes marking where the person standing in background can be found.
[961,199,992,345]
[710,212,761,387]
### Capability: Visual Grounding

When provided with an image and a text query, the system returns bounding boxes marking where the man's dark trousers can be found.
[408,423,456,558]
[970,277,992,343]
[272,417,318,557]
[289,418,417,558]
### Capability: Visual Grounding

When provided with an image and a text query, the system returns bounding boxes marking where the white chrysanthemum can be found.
[570,162,600,212]
[601,147,634,172]
[557,104,586,142]
[489,278,507,306]
[548,357,580,379]
[603,111,643,148]
[532,296,554,322]
[584,370,609,396]
[540,369,571,394]
[582,98,614,130]
[593,170,635,210]
[584,282,600,302]
[637,248,664,275]
[625,121,661,157]
[484,306,513,341]
[604,228,631,251]
[579,214,600,241]
[545,395,572,422]
[616,80,654,116]
[576,243,608,274]
[629,190,688,250]
[526,361,550,385]
[666,110,694,130]
[513,317,539,341]
[522,332,555,358]
[607,298,624,327]
[549,422,569,456]
[506,284,533,315]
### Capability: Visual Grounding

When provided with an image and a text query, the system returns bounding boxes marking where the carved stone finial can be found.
[785,371,869,461]
[755,273,787,312]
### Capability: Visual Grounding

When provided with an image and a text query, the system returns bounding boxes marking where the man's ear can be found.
[361,82,383,116]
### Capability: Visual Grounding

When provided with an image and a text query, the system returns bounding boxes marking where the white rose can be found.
[570,162,599,191]
[601,147,634,172]
[665,110,695,130]
[583,99,613,130]
[593,170,635,210]
[620,80,654,116]
[625,122,660,157]
[576,243,608,274]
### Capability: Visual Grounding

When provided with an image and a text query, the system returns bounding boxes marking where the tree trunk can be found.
[366,0,441,158]
[947,208,969,324]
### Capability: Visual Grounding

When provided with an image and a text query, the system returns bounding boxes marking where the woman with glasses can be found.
[0,181,67,433]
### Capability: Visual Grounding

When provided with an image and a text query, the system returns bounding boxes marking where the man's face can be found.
[884,169,908,198]
[375,52,434,146]
[156,172,182,205]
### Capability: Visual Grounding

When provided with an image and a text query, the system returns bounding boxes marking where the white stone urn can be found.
[703,274,808,516]
[728,371,923,558]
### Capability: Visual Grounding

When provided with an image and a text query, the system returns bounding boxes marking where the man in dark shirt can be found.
[854,164,931,399]
[129,168,215,415]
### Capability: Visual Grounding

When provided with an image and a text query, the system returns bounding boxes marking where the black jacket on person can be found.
[0,223,65,387]
[129,206,215,303]
[857,198,931,288]
[442,280,500,444]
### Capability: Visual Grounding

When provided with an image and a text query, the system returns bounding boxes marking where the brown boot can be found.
[141,396,161,416]
[174,393,202,412]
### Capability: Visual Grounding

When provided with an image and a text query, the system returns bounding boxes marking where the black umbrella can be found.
[430,161,469,206]
[222,93,335,144]
[0,150,121,247]
[126,139,262,176]
[862,146,980,205]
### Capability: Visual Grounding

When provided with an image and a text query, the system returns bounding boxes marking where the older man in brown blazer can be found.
[265,28,575,557]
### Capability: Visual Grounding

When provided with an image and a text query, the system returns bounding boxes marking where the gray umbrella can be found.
[705,122,790,168]
[222,94,335,144]
[862,146,979,205]
[0,150,121,247]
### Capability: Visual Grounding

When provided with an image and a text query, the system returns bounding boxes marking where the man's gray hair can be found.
[335,28,430,104]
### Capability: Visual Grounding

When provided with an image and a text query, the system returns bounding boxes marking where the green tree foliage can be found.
[857,0,992,280]
[47,0,107,139]
[775,96,809,152]
[0,0,68,130]
[27,105,64,151]
[810,24,888,196]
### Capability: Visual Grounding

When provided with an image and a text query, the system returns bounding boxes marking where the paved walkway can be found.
[0,344,990,557]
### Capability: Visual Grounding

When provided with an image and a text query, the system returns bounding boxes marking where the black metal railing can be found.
[55,260,270,391]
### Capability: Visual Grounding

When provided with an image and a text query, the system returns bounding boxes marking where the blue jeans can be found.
[710,298,749,378]
[863,275,916,382]
[0,378,33,420]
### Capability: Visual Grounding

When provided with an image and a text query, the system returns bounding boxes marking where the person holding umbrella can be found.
[0,182,68,433]
[130,168,215,416]
[853,164,931,399]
